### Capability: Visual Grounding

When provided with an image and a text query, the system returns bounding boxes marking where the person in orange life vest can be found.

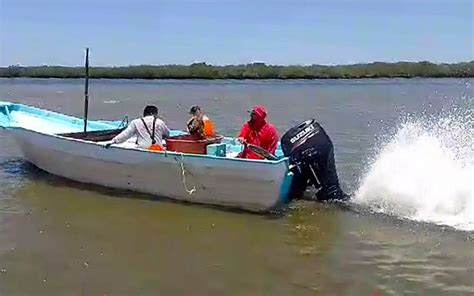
[237,105,279,159]
[187,105,216,138]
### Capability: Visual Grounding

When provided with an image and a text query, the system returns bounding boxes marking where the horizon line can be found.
[3,60,473,68]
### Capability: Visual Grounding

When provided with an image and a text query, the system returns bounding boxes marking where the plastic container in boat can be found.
[166,135,223,154]
[207,143,226,157]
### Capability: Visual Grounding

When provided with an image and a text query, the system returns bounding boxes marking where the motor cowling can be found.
[281,119,348,201]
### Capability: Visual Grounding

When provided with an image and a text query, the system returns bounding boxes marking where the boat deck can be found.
[0,102,285,160]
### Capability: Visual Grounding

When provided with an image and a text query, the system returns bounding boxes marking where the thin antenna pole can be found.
[83,48,90,133]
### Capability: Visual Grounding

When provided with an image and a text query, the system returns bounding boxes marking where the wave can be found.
[354,108,473,231]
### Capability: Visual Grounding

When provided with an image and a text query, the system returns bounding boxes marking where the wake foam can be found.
[355,110,473,231]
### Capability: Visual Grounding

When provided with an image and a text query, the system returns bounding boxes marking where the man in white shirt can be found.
[105,105,170,149]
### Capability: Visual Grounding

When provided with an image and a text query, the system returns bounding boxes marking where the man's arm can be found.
[111,121,137,144]
[237,123,250,143]
[262,125,279,154]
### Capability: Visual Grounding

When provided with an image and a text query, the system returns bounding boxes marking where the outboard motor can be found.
[281,119,348,201]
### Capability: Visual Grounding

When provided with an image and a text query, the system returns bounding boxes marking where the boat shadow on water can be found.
[0,157,289,218]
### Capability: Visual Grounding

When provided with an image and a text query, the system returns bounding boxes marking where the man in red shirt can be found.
[237,105,279,159]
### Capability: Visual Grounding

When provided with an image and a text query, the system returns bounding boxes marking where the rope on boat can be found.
[117,116,129,128]
[4,106,12,122]
[174,154,222,201]
[176,153,196,195]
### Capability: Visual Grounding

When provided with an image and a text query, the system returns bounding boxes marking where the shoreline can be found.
[0,76,471,80]
[1,61,472,80]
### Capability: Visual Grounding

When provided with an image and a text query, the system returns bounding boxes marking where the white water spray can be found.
[355,109,473,231]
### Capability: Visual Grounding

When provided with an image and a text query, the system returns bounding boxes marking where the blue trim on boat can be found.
[0,103,12,127]
[4,106,11,122]
[9,103,117,131]
[278,171,294,204]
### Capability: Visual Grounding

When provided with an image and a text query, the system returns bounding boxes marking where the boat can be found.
[0,101,294,212]
[0,50,348,212]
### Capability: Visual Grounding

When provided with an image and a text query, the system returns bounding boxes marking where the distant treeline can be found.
[1,61,473,79]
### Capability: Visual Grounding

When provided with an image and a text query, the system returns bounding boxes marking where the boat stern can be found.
[278,169,294,205]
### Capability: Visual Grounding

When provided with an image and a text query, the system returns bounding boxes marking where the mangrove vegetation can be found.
[1,61,472,79]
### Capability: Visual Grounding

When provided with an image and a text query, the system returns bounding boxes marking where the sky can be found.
[0,0,472,66]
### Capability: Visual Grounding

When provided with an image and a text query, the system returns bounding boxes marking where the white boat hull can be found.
[9,128,292,211]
